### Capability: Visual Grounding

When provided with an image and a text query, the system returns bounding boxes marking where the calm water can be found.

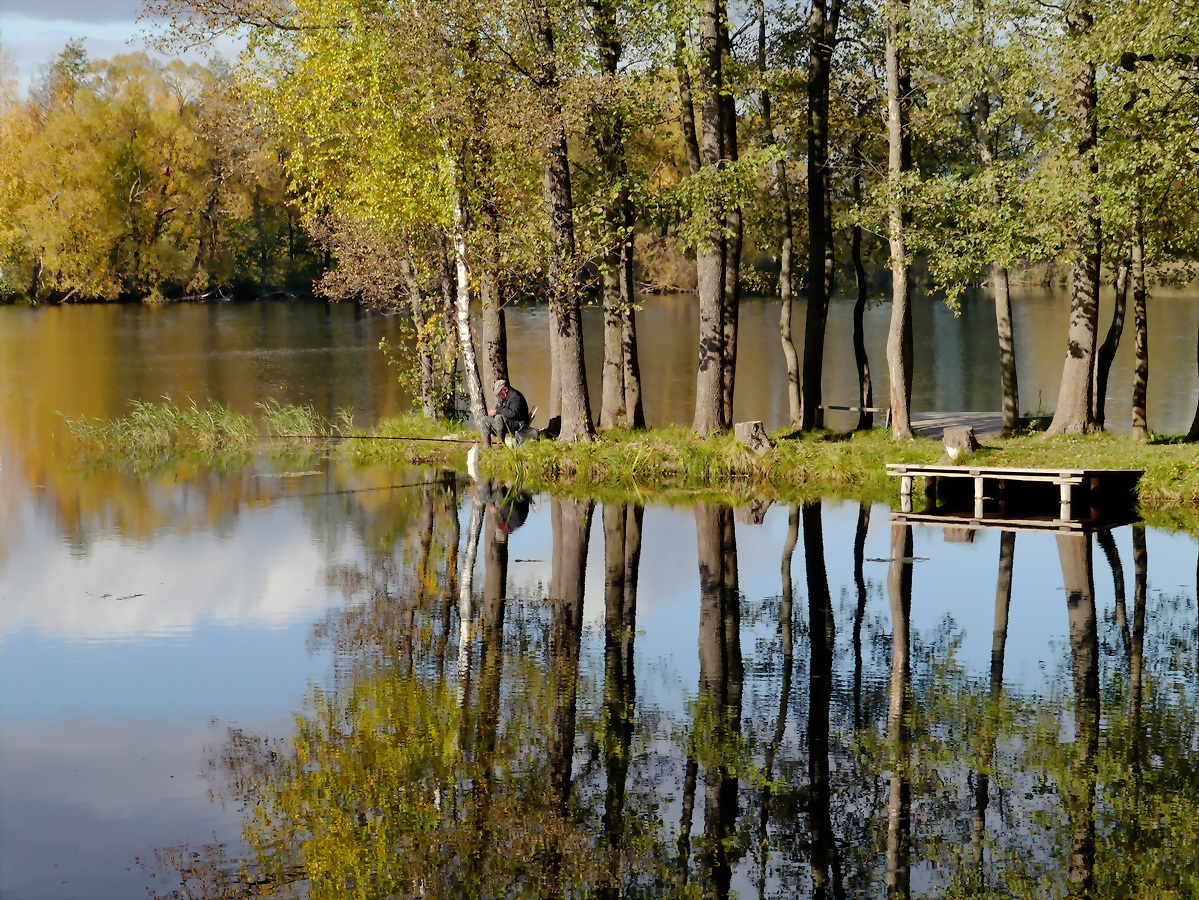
[0,294,1197,899]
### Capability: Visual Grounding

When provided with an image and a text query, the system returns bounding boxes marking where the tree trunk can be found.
[479,273,508,391]
[532,1,594,442]
[758,0,800,428]
[692,0,729,435]
[801,0,833,431]
[1094,253,1129,429]
[992,264,1020,436]
[592,0,643,430]
[852,139,873,431]
[1187,320,1199,441]
[465,32,509,394]
[1045,0,1101,437]
[719,12,741,427]
[1130,214,1149,439]
[973,4,1020,439]
[452,230,487,430]
[675,35,703,177]
[884,0,914,440]
[400,257,437,420]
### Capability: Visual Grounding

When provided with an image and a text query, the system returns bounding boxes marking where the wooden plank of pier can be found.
[885,463,1143,523]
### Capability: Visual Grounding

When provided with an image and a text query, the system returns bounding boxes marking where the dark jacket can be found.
[496,386,530,429]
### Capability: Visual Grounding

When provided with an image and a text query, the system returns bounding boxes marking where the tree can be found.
[527,0,595,442]
[800,0,843,430]
[589,0,646,431]
[1043,0,1102,436]
[883,0,915,439]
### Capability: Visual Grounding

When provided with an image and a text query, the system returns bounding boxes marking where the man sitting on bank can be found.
[481,378,530,448]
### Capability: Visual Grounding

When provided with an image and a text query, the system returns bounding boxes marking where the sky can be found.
[0,0,239,96]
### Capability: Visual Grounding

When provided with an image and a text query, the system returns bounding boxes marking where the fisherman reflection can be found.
[479,480,532,540]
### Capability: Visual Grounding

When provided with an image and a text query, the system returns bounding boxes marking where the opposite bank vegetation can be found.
[65,400,1199,534]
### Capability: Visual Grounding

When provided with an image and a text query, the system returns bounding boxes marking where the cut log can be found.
[735,420,772,456]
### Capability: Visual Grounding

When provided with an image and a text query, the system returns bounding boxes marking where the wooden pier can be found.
[886,463,1142,532]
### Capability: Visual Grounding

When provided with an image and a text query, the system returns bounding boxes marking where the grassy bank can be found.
[64,401,1199,530]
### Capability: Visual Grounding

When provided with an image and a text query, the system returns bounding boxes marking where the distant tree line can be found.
[3,0,1198,439]
[0,42,323,303]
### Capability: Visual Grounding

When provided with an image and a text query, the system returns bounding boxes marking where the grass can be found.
[64,398,258,452]
[62,401,1199,532]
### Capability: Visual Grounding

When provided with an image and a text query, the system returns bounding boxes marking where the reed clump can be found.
[64,398,258,452]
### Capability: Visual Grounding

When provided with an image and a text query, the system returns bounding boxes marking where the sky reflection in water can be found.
[1,463,1195,899]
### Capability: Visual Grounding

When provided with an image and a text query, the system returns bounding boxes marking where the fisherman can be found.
[481,378,530,448]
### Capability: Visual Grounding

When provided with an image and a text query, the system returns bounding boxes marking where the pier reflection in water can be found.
[124,478,1197,900]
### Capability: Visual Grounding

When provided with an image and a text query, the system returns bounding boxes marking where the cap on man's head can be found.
[493,378,507,394]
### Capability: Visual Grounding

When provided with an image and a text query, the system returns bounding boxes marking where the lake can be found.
[0,292,1196,898]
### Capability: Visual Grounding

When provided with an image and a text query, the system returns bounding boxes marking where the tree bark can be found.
[452,229,487,430]
[1045,0,1101,436]
[1130,214,1149,439]
[884,0,914,439]
[1094,253,1130,430]
[480,275,508,392]
[532,1,594,442]
[992,264,1020,436]
[692,0,729,436]
[801,0,834,431]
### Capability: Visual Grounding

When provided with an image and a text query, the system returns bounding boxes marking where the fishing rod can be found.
[277,434,480,444]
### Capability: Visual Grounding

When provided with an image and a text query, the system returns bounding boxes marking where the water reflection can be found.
[137,493,1198,899]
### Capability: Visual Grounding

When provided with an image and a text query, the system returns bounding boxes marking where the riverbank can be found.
[65,402,1199,531]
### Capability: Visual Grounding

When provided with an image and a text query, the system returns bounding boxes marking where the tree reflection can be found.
[692,502,743,900]
[147,498,1198,900]
[885,522,913,900]
[805,501,844,899]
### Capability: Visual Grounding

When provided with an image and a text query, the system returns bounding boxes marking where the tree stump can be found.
[942,425,980,460]
[734,421,772,456]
